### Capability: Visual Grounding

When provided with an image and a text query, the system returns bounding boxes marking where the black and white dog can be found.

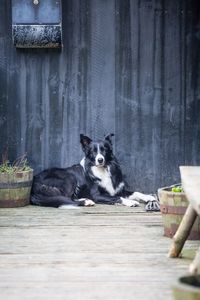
[31,134,159,210]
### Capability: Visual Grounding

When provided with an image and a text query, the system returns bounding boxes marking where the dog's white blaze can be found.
[91,166,124,196]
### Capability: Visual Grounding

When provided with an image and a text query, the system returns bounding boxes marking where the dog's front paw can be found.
[84,199,95,206]
[78,198,95,206]
[145,200,160,212]
[120,197,140,207]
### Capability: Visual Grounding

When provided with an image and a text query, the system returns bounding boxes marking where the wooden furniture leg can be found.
[168,204,197,258]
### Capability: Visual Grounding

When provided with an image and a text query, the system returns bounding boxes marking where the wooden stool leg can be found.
[189,246,200,274]
[168,204,197,258]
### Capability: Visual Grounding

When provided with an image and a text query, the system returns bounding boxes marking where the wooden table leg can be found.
[168,204,197,258]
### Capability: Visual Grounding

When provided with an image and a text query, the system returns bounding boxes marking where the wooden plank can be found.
[0,205,199,300]
[0,0,200,193]
[89,0,116,138]
[160,0,185,185]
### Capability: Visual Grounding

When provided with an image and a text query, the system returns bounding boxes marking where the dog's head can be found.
[80,134,114,167]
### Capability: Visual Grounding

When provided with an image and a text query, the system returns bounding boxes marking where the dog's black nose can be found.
[98,158,104,164]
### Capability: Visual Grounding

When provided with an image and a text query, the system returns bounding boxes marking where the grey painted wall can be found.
[0,0,200,193]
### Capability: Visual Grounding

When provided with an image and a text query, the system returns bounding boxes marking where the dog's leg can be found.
[120,197,140,207]
[128,192,156,202]
[127,192,160,212]
[90,185,123,205]
[32,182,62,197]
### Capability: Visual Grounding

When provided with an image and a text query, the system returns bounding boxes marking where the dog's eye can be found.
[100,146,104,152]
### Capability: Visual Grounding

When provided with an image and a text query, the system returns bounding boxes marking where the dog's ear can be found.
[80,134,92,149]
[104,133,114,145]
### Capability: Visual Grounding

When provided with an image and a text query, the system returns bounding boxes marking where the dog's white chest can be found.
[91,166,124,196]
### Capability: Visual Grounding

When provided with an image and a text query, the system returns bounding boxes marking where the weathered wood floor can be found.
[0,205,199,300]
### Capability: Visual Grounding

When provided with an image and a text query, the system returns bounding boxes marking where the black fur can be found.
[31,134,132,208]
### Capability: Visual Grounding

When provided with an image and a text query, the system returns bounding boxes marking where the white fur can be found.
[59,205,80,210]
[120,197,140,207]
[77,198,95,206]
[84,199,95,206]
[91,166,124,196]
[95,153,105,166]
[128,192,156,203]
[59,199,95,209]
[80,157,86,170]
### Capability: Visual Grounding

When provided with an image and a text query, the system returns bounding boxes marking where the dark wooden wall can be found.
[0,0,200,193]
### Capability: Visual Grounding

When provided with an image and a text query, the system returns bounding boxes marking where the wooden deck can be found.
[0,205,199,300]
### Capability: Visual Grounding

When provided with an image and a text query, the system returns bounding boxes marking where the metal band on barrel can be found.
[0,181,32,189]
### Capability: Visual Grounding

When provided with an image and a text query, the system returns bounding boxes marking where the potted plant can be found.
[158,184,200,240]
[0,151,33,208]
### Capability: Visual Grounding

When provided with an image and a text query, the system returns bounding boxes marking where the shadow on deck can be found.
[0,205,199,300]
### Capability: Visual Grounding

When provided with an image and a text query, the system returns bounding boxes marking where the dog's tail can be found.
[30,194,86,208]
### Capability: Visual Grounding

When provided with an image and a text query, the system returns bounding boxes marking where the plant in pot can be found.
[158,184,200,240]
[0,150,33,208]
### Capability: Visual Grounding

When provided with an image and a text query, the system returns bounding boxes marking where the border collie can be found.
[31,134,159,210]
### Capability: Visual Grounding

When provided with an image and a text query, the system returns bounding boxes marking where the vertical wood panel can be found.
[136,0,157,188]
[60,0,92,167]
[89,0,116,138]
[0,0,8,155]
[115,0,135,188]
[151,0,163,189]
[0,0,199,192]
[160,0,184,183]
[185,0,200,165]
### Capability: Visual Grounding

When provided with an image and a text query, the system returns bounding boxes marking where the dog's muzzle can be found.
[95,154,105,167]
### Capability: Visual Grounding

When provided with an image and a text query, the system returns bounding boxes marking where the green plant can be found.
[171,185,183,193]
[0,149,31,173]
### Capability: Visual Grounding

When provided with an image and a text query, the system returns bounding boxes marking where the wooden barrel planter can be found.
[158,186,200,240]
[0,169,33,208]
[173,275,200,300]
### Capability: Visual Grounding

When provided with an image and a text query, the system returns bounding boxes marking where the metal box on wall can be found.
[12,0,62,48]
